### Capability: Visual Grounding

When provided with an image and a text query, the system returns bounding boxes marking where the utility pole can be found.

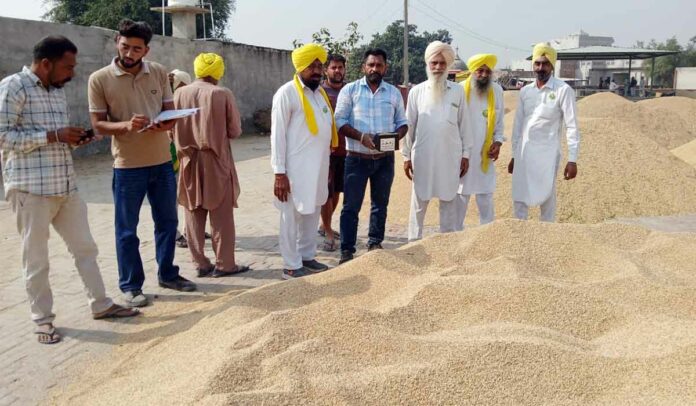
[403,0,409,86]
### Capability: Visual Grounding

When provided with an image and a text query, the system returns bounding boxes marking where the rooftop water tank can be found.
[168,0,199,6]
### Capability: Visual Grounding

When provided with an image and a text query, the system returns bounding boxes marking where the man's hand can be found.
[564,162,577,180]
[404,160,413,181]
[147,119,176,132]
[360,133,376,150]
[507,158,514,174]
[55,127,86,146]
[126,114,150,132]
[274,174,291,202]
[459,157,469,177]
[488,141,502,161]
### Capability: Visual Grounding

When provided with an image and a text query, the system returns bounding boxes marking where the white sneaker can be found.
[123,290,149,307]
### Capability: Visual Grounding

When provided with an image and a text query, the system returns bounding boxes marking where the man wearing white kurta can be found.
[508,43,580,222]
[403,41,473,241]
[271,44,339,279]
[457,54,505,226]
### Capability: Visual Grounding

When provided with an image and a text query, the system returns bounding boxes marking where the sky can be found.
[3,0,695,67]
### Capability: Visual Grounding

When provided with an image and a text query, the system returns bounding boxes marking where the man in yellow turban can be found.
[402,41,472,241]
[270,43,335,279]
[194,52,225,81]
[508,42,580,222]
[456,53,505,227]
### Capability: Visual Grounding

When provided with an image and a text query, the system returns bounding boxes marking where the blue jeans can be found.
[340,154,394,253]
[113,162,180,292]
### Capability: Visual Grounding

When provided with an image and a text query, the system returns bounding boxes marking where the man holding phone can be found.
[89,19,196,308]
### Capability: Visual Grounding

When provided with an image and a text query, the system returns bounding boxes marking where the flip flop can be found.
[322,238,337,252]
[211,265,251,278]
[93,304,141,320]
[35,326,61,344]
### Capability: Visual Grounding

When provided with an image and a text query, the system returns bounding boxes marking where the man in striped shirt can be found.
[0,36,139,344]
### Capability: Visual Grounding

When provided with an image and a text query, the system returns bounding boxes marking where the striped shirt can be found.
[334,77,408,154]
[0,66,77,198]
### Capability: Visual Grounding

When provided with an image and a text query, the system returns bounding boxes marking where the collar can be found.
[22,66,44,87]
[111,57,151,77]
[537,76,558,91]
[359,76,387,92]
[296,75,320,93]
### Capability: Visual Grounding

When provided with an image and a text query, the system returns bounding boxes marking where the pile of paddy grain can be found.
[50,220,696,405]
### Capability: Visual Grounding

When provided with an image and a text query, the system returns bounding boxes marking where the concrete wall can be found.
[0,16,294,156]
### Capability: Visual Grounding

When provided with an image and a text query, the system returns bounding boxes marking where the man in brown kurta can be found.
[172,53,249,277]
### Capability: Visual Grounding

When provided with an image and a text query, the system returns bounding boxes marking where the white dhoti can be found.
[513,179,557,222]
[408,190,461,241]
[456,193,495,226]
[277,198,320,270]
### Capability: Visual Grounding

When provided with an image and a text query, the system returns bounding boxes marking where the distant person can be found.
[508,43,580,222]
[271,44,337,279]
[605,77,611,88]
[89,19,196,308]
[639,76,646,97]
[334,48,408,264]
[598,76,604,89]
[609,79,619,93]
[457,53,505,227]
[630,76,637,97]
[318,54,347,251]
[0,36,138,344]
[173,53,249,278]
[402,41,472,241]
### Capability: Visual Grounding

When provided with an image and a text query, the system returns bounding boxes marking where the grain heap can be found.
[52,220,696,405]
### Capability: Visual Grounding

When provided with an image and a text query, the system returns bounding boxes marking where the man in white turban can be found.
[402,41,473,241]
[456,54,505,226]
[508,43,580,222]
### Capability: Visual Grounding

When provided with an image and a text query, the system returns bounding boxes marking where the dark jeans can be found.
[340,154,394,253]
[113,162,180,292]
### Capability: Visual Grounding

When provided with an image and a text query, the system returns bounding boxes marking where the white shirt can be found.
[402,80,473,201]
[270,77,332,214]
[458,82,505,195]
[511,76,580,205]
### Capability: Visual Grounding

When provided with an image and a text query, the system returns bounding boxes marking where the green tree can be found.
[44,0,235,39]
[637,36,696,87]
[293,22,363,57]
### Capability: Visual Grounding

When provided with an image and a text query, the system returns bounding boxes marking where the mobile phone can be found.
[81,129,95,140]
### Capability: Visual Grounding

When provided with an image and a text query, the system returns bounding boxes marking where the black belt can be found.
[347,151,393,160]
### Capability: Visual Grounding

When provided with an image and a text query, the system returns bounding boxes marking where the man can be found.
[609,79,619,93]
[457,54,505,226]
[508,43,580,222]
[402,41,472,241]
[173,53,249,278]
[318,54,347,251]
[271,43,338,279]
[89,19,196,308]
[335,48,408,263]
[0,36,138,344]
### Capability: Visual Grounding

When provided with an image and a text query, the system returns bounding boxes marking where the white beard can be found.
[426,70,447,106]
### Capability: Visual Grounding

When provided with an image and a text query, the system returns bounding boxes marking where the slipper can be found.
[322,238,337,252]
[205,232,212,239]
[212,265,251,278]
[35,326,61,344]
[93,304,141,320]
[197,266,215,278]
[317,229,339,238]
[175,235,188,248]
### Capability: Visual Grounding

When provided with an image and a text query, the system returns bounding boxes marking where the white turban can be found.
[170,69,192,89]
[424,41,455,67]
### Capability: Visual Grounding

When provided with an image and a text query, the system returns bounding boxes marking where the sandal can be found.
[211,265,251,278]
[93,304,141,320]
[317,228,339,238]
[35,325,61,344]
[205,232,212,239]
[322,238,337,252]
[175,235,188,248]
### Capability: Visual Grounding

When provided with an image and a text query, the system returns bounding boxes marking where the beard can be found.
[119,56,142,69]
[367,72,383,86]
[474,77,490,94]
[426,69,447,105]
[328,73,344,84]
[50,77,71,89]
[535,69,551,83]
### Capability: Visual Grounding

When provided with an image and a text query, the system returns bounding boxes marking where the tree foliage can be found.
[43,0,235,39]
[636,36,696,87]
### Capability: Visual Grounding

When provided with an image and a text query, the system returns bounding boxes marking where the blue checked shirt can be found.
[335,77,408,154]
[0,67,77,198]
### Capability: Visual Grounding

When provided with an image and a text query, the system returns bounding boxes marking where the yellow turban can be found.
[463,53,499,174]
[194,53,225,80]
[292,43,328,73]
[424,41,455,66]
[532,43,557,67]
[466,53,497,72]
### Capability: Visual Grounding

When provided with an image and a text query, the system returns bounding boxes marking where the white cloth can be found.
[457,193,495,226]
[407,191,461,241]
[402,81,472,202]
[9,191,113,325]
[271,78,332,215]
[511,76,579,206]
[514,178,557,222]
[458,82,505,195]
[277,199,320,270]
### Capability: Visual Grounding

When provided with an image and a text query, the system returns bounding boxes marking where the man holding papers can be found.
[89,19,196,307]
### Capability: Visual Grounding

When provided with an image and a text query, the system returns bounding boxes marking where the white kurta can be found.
[458,82,505,195]
[271,78,332,214]
[402,81,472,202]
[511,77,580,206]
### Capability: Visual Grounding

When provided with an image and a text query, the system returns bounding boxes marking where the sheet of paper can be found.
[137,108,200,133]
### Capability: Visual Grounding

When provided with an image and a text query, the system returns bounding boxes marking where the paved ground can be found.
[1,135,694,405]
[0,135,409,405]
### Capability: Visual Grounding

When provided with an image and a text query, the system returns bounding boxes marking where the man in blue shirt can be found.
[334,48,408,264]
